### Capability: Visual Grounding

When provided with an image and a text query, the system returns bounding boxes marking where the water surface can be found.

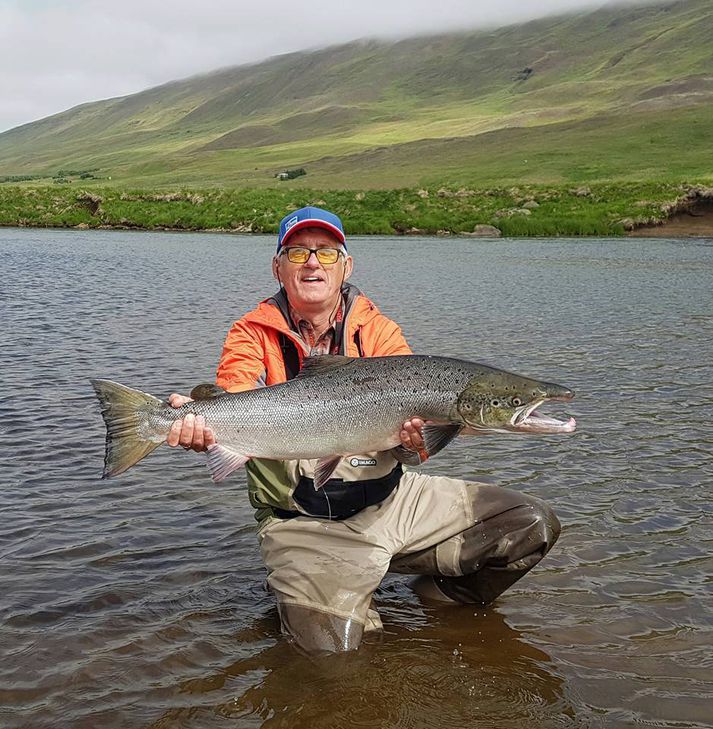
[1,229,712,728]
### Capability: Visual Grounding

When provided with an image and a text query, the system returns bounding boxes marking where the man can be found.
[167,206,560,654]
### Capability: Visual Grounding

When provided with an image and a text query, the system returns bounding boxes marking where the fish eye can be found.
[513,397,522,406]
[490,399,500,407]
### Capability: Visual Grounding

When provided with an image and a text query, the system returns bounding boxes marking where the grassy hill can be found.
[0,0,711,190]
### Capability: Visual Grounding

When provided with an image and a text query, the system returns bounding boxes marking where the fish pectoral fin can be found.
[190,383,226,400]
[422,423,463,458]
[206,444,250,482]
[389,445,424,466]
[313,456,342,491]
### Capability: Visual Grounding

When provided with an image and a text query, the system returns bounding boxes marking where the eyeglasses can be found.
[280,246,344,265]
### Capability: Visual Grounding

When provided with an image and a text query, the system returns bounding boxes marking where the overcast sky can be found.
[1,0,647,133]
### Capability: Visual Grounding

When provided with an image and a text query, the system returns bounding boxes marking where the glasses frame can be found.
[279,246,345,265]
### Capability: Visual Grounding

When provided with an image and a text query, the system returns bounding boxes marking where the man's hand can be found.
[166,393,216,452]
[400,417,426,456]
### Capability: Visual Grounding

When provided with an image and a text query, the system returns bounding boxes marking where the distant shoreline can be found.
[2,220,712,238]
[1,183,711,238]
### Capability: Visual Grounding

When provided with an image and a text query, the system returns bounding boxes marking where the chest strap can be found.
[272,464,403,521]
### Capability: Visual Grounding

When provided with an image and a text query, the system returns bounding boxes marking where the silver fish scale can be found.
[160,356,482,459]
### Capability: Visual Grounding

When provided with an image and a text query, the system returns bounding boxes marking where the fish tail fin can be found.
[90,379,167,478]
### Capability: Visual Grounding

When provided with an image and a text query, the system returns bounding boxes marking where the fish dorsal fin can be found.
[190,383,226,400]
[296,355,356,379]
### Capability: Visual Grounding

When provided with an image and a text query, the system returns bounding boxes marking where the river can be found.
[1,228,711,728]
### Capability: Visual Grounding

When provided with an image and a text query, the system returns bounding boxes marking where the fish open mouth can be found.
[510,396,576,434]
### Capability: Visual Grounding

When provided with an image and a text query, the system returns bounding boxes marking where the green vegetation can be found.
[0,169,99,184]
[0,0,710,193]
[0,182,701,236]
[0,174,45,183]
[0,0,710,235]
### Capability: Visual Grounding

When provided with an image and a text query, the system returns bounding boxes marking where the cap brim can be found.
[280,219,346,248]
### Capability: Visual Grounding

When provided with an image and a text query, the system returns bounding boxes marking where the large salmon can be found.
[91,354,576,489]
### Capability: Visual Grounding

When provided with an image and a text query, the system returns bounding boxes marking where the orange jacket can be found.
[216,287,412,391]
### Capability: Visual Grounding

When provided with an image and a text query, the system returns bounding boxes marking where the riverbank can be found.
[629,198,713,237]
[1,182,711,237]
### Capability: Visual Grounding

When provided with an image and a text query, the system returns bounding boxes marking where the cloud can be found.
[0,0,642,132]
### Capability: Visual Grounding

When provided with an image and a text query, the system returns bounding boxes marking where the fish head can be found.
[456,371,576,434]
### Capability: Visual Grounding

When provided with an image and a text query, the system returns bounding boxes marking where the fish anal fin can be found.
[206,444,250,482]
[422,423,463,458]
[313,456,342,491]
[190,383,226,400]
[296,355,355,379]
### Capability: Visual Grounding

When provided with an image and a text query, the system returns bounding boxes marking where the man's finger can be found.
[400,429,419,451]
[191,415,206,451]
[398,417,427,453]
[179,413,195,448]
[167,419,183,447]
[168,393,193,408]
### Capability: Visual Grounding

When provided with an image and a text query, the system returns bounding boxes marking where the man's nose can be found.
[304,251,321,266]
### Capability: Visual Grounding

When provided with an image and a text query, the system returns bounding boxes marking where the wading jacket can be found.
[215,283,412,525]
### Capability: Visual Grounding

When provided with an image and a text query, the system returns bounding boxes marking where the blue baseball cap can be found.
[276,206,346,253]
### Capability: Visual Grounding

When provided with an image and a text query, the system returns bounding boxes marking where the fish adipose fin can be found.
[422,423,463,458]
[90,379,165,478]
[190,383,226,400]
[206,444,250,482]
[313,456,342,490]
[296,355,355,379]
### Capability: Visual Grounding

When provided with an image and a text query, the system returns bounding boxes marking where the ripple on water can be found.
[2,230,713,728]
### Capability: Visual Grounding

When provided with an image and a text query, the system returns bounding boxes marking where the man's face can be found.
[272,227,353,311]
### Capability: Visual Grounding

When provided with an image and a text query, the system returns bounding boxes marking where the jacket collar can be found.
[243,282,378,337]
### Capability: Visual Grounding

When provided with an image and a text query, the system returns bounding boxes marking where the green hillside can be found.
[0,0,711,189]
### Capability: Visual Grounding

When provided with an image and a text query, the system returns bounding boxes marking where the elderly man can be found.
[168,206,560,654]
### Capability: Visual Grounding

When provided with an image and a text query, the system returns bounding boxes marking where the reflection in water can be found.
[151,594,580,729]
[2,229,712,728]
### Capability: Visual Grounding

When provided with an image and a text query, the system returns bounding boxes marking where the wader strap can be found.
[278,333,300,381]
[273,464,403,521]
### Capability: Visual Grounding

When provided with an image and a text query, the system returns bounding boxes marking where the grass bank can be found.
[0,182,709,237]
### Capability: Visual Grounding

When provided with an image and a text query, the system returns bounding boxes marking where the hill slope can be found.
[0,0,711,188]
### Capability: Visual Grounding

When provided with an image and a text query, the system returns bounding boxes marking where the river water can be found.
[1,228,711,728]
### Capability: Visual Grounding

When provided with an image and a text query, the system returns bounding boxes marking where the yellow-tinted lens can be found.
[285,247,310,263]
[314,248,340,264]
[285,247,341,265]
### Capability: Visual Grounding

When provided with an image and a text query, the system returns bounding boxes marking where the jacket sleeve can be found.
[216,319,267,392]
[362,314,413,357]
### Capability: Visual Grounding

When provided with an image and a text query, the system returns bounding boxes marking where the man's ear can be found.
[344,255,353,280]
[271,256,280,280]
